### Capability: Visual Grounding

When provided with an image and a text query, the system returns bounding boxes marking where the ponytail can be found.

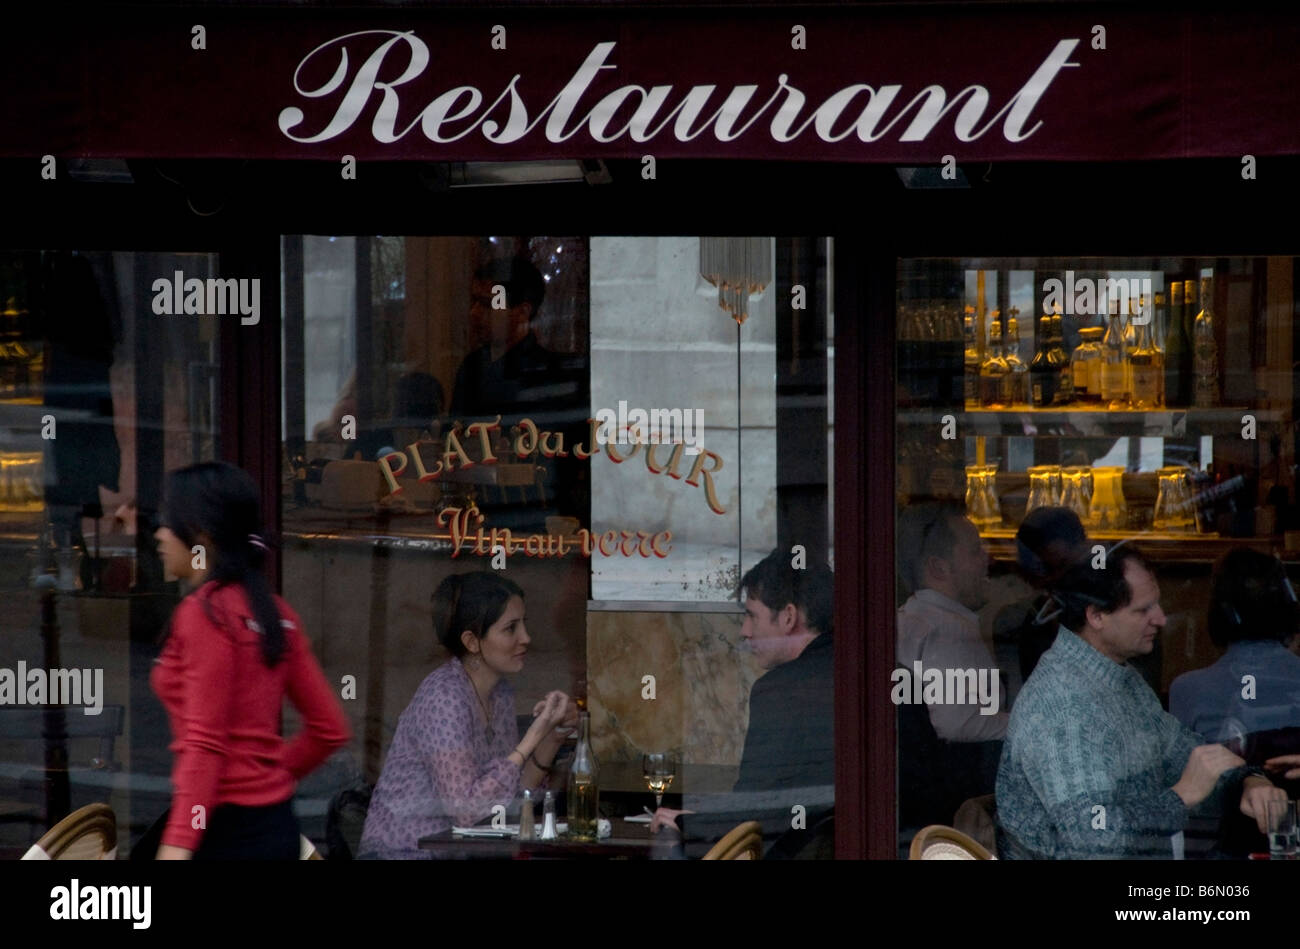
[160,462,287,667]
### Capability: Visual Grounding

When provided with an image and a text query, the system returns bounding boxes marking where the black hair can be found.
[739,549,834,637]
[474,256,546,322]
[1049,543,1151,634]
[433,572,526,658]
[1208,548,1300,649]
[897,499,966,596]
[1015,506,1089,587]
[161,462,285,666]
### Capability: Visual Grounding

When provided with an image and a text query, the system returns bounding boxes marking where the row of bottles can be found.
[964,276,1220,410]
[0,295,43,402]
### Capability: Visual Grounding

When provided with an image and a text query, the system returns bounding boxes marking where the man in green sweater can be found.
[997,544,1286,858]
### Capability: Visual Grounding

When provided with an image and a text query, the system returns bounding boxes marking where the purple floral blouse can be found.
[360,658,522,857]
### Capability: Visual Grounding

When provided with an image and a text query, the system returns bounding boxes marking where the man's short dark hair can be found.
[739,549,833,637]
[1208,547,1300,649]
[1049,543,1151,633]
[897,499,966,597]
[1016,506,1089,587]
[474,256,545,321]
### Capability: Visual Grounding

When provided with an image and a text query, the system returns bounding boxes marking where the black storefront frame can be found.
[9,152,1300,860]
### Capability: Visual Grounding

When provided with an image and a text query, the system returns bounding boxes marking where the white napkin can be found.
[452,823,569,837]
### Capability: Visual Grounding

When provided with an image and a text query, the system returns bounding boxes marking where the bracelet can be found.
[529,751,554,772]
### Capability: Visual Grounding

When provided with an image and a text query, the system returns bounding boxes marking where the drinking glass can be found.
[1025,465,1060,515]
[980,465,1001,529]
[965,465,1000,530]
[642,752,677,810]
[1060,467,1090,522]
[1266,798,1297,860]
[1153,466,1195,532]
[1089,467,1128,530]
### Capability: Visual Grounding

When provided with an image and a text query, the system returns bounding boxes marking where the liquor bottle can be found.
[1029,314,1056,407]
[1122,299,1137,401]
[17,291,41,403]
[963,307,980,410]
[1164,281,1190,407]
[1182,276,1198,382]
[1152,292,1166,407]
[979,309,1009,408]
[1072,327,1104,403]
[1129,299,1162,408]
[1193,276,1220,408]
[1048,305,1074,405]
[1101,298,1129,408]
[1001,309,1029,406]
[566,711,599,841]
[0,297,19,400]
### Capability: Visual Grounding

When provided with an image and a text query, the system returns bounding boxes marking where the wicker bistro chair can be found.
[908,824,995,860]
[702,821,764,861]
[21,803,117,860]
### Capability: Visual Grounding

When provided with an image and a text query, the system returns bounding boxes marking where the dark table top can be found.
[418,818,681,859]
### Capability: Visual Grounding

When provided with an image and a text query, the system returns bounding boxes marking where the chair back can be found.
[22,803,116,860]
[702,820,763,860]
[952,794,998,855]
[767,809,834,860]
[325,782,373,860]
[908,824,994,860]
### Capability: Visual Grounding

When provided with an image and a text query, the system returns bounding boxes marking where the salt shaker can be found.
[519,789,535,840]
[540,790,557,840]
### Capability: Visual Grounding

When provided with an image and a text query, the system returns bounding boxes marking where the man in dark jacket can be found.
[651,550,834,857]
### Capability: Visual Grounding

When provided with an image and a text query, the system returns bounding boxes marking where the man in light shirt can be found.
[896,500,1008,830]
[897,501,1009,742]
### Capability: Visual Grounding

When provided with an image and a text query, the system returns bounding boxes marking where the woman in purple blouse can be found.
[359,572,575,858]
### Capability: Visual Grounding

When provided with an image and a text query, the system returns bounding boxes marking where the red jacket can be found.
[151,581,351,851]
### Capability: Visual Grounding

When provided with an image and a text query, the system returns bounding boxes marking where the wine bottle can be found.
[1129,299,1162,408]
[1001,310,1029,406]
[1029,313,1056,407]
[1193,276,1220,408]
[566,711,599,841]
[1122,299,1137,402]
[1048,306,1074,405]
[963,307,980,410]
[979,309,1009,408]
[1153,291,1166,406]
[1164,281,1190,407]
[1101,298,1129,408]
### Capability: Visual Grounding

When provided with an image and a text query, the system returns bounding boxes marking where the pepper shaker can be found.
[519,789,535,840]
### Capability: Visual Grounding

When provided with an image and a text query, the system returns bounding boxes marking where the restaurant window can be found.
[0,250,221,857]
[894,257,1300,858]
[280,235,834,857]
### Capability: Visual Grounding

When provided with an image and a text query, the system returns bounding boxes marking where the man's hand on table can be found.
[1240,775,1288,835]
[650,807,695,834]
[1264,754,1300,781]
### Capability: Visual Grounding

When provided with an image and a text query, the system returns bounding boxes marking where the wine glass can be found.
[641,752,677,810]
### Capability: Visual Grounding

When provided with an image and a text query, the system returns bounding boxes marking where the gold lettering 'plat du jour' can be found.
[379,416,728,516]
